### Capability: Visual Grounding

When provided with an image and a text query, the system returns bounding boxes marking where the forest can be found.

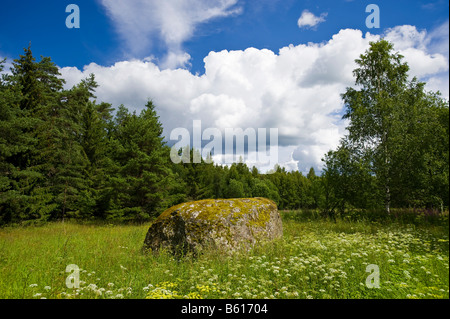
[1,40,449,226]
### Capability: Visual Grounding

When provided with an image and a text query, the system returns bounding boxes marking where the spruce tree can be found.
[106,101,178,221]
[0,48,63,224]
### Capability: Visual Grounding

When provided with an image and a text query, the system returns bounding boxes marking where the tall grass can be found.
[0,212,448,299]
[282,208,449,226]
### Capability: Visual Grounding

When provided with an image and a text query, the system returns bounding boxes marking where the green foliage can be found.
[225,179,245,198]
[325,39,449,214]
[0,50,55,224]
[323,140,378,213]
[0,47,179,225]
[104,102,179,221]
[1,42,448,225]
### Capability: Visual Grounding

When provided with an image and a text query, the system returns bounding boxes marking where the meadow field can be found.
[0,211,448,299]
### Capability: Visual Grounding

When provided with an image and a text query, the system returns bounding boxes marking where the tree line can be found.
[1,41,448,225]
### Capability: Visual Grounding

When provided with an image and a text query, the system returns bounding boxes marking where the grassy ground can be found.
[0,212,448,299]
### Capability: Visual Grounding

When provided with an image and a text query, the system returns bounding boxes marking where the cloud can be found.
[421,0,447,10]
[428,20,449,58]
[0,57,13,79]
[99,0,242,68]
[60,27,448,173]
[297,10,327,29]
[384,22,449,98]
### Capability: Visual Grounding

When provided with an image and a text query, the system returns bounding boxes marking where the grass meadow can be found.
[0,211,448,299]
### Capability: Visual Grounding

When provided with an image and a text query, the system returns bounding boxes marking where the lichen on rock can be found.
[143,197,283,256]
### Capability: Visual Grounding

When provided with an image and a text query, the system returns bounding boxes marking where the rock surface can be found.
[143,198,282,256]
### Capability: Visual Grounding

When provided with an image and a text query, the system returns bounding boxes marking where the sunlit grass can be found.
[0,213,448,299]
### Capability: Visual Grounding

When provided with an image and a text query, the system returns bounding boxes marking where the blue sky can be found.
[1,0,447,72]
[1,0,449,173]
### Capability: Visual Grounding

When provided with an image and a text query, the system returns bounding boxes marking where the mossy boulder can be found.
[143,198,282,256]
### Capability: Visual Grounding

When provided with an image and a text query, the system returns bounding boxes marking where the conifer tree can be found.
[0,47,67,224]
[106,101,178,221]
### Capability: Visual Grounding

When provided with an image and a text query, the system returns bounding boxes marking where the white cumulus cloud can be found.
[384,23,449,98]
[297,10,327,29]
[60,26,448,173]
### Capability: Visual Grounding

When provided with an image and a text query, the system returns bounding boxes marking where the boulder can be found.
[143,197,282,256]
